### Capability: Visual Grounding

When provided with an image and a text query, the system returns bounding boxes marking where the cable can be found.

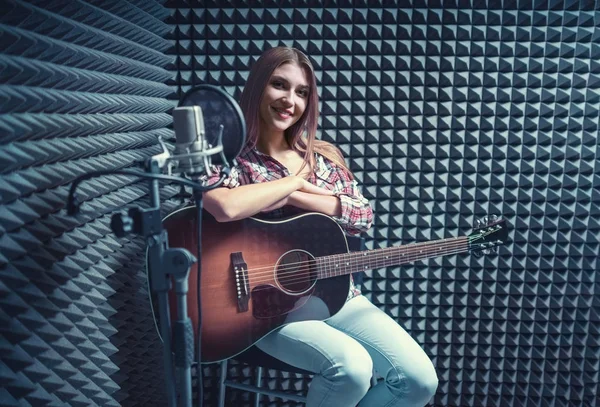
[195,197,204,406]
[66,167,227,215]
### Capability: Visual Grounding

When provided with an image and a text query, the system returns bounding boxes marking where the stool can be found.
[218,345,311,406]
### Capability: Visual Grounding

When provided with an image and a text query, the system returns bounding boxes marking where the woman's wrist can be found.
[284,176,304,191]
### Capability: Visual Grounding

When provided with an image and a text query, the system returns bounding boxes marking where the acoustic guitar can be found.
[152,206,509,363]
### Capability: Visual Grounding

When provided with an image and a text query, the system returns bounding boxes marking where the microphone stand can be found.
[68,133,231,407]
[193,189,204,406]
[67,112,232,407]
[111,158,197,407]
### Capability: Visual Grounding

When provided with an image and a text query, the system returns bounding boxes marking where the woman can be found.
[203,47,438,407]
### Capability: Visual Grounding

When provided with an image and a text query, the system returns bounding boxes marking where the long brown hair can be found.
[239,46,353,179]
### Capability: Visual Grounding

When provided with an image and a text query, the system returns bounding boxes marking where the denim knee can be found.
[388,361,438,405]
[406,367,438,405]
[323,348,373,400]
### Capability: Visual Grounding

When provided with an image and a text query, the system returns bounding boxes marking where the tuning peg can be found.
[482,247,498,255]
[475,216,493,228]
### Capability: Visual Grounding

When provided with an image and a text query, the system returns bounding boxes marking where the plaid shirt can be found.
[206,146,373,299]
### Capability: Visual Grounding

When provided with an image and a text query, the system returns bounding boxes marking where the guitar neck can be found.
[315,236,469,279]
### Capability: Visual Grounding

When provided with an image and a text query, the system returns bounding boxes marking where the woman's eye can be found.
[272,81,283,88]
[297,89,309,98]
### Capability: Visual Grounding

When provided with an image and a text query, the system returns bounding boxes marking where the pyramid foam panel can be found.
[166,1,599,406]
[1,0,178,405]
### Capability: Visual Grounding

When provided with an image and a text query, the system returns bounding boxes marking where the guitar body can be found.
[159,206,351,363]
[152,207,510,363]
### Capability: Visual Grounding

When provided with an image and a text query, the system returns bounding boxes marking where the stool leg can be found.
[218,360,227,407]
[254,365,263,407]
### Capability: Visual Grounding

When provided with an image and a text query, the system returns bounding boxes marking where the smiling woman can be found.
[200,46,438,407]
[257,63,312,177]
[260,65,310,128]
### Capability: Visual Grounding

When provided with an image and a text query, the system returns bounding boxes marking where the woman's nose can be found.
[281,91,295,106]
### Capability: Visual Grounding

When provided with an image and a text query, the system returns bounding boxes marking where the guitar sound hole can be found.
[276,250,317,294]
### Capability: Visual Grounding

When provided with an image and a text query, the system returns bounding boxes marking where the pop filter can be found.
[178,85,246,166]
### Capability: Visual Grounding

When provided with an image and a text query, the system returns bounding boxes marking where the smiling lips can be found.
[272,106,293,119]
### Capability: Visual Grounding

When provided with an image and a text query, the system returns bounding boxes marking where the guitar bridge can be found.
[231,252,249,312]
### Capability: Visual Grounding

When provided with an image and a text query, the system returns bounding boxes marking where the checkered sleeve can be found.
[330,167,373,235]
[200,164,240,189]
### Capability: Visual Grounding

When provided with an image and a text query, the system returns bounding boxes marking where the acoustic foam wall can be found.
[1,0,177,405]
[168,1,600,406]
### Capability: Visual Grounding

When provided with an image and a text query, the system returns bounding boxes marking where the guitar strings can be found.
[247,240,471,289]
[202,239,470,290]
[206,238,469,287]
[247,244,474,292]
[238,236,467,277]
[245,237,467,279]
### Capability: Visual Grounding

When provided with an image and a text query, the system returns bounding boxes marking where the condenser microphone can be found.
[171,105,223,178]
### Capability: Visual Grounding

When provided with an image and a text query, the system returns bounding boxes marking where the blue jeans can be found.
[256,295,439,406]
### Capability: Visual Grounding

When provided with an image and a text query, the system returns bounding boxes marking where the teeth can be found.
[273,107,291,116]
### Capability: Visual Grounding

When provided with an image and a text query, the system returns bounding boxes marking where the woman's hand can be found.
[298,179,335,196]
[261,178,334,213]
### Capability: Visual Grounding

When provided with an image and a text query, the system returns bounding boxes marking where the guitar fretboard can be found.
[315,236,469,279]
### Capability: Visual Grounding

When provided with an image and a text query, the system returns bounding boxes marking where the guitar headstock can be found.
[468,215,509,255]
